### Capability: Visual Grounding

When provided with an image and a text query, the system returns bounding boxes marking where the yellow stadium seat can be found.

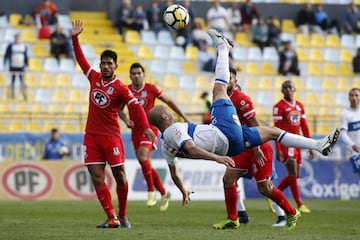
[244,62,260,75]
[261,63,277,75]
[31,104,45,113]
[195,75,211,91]
[29,58,44,72]
[323,63,337,76]
[243,77,259,90]
[69,90,82,103]
[163,75,179,90]
[310,34,325,48]
[320,92,335,106]
[296,34,310,48]
[177,90,192,105]
[274,76,287,89]
[296,48,309,62]
[57,74,71,88]
[291,76,305,91]
[235,32,254,47]
[317,123,334,135]
[194,17,207,30]
[21,29,37,43]
[258,77,274,90]
[338,63,354,77]
[304,92,319,106]
[27,122,43,132]
[309,49,324,62]
[125,30,142,45]
[325,35,341,48]
[9,121,26,132]
[9,14,22,28]
[32,44,50,57]
[351,77,360,88]
[138,46,154,60]
[60,122,81,133]
[39,73,56,88]
[321,78,336,91]
[183,61,197,74]
[308,63,322,76]
[335,77,350,92]
[52,90,68,103]
[185,46,199,60]
[281,19,298,33]
[339,49,353,63]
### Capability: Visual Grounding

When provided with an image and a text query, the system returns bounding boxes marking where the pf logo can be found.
[91,89,110,108]
[2,163,52,200]
[63,164,113,200]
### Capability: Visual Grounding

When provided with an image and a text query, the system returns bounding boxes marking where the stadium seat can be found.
[68,90,82,103]
[325,34,341,48]
[60,122,81,133]
[280,32,296,44]
[140,30,157,45]
[21,29,37,43]
[242,77,259,91]
[351,77,360,88]
[194,17,207,30]
[0,14,8,28]
[310,34,325,48]
[29,58,44,72]
[59,58,76,72]
[234,32,254,47]
[247,47,263,61]
[178,75,195,90]
[195,75,212,91]
[43,58,59,72]
[335,77,350,92]
[258,77,274,90]
[150,60,166,74]
[281,19,298,33]
[52,90,68,103]
[138,46,154,60]
[296,34,311,48]
[27,122,43,132]
[334,92,349,107]
[320,92,336,106]
[260,63,277,75]
[263,47,279,62]
[157,30,174,45]
[340,34,356,49]
[169,46,185,60]
[154,45,171,60]
[305,76,322,91]
[256,91,275,107]
[322,63,337,76]
[125,30,142,45]
[185,45,199,61]
[183,61,197,74]
[163,75,179,90]
[231,46,248,61]
[244,62,260,75]
[39,73,56,88]
[339,49,353,63]
[307,63,322,76]
[32,44,50,58]
[323,48,340,63]
[9,13,22,28]
[338,63,354,77]
[9,121,26,132]
[321,78,336,91]
[296,48,309,62]
[309,49,324,62]
[176,90,192,105]
[304,92,319,106]
[274,76,287,89]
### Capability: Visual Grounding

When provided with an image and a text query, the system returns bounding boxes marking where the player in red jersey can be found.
[273,80,313,214]
[71,19,155,228]
[213,68,299,230]
[119,62,190,210]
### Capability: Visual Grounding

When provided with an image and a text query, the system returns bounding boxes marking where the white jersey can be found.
[160,122,229,166]
[340,107,360,156]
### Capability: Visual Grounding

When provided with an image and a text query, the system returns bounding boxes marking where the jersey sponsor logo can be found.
[141,90,147,97]
[136,97,148,107]
[91,89,111,108]
[63,163,113,200]
[348,120,360,131]
[287,110,301,126]
[107,86,114,95]
[2,163,52,200]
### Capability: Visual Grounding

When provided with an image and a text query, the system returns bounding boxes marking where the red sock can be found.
[289,175,303,207]
[140,160,154,192]
[116,182,128,217]
[277,176,290,191]
[152,168,166,195]
[95,183,116,219]
[270,187,296,215]
[224,185,238,221]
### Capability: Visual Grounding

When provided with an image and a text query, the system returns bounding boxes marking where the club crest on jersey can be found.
[113,147,120,156]
[91,89,111,108]
[141,91,147,97]
[107,87,114,95]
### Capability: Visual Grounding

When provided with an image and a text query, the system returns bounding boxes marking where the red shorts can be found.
[83,133,125,167]
[132,126,158,152]
[278,146,302,164]
[231,141,273,182]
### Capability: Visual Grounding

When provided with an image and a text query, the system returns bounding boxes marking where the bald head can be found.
[148,105,174,132]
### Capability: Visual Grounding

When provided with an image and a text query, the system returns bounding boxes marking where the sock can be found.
[289,175,303,207]
[140,160,154,192]
[270,187,296,216]
[277,131,318,150]
[272,201,286,217]
[152,168,166,196]
[116,182,128,217]
[277,176,290,191]
[215,43,230,85]
[224,185,238,221]
[236,187,246,211]
[95,183,116,219]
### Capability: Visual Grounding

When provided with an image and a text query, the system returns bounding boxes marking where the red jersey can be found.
[72,36,149,136]
[128,83,164,114]
[230,89,256,126]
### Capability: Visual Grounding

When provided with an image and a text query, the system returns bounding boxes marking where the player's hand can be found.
[182,189,194,206]
[144,128,155,142]
[126,120,135,129]
[308,149,315,160]
[215,156,235,167]
[353,144,360,153]
[71,19,83,36]
[253,147,266,167]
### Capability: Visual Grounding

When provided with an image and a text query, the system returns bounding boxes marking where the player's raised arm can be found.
[71,19,91,74]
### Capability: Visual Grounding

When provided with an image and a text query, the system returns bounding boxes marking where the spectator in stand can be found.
[3,34,28,101]
[240,0,260,34]
[192,20,208,50]
[295,2,322,35]
[227,2,242,36]
[34,0,58,26]
[343,1,360,34]
[38,21,52,39]
[197,42,216,72]
[50,24,71,62]
[251,17,268,53]
[206,0,229,33]
[146,0,163,34]
[314,4,339,35]
[133,4,148,32]
[114,0,134,35]
[160,0,174,30]
[43,128,69,160]
[278,41,300,76]
[352,48,360,74]
[267,16,282,51]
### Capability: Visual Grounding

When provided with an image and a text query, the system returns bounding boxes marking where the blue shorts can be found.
[211,99,262,156]
[350,155,360,173]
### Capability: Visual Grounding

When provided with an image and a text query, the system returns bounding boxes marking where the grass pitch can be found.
[0,199,359,240]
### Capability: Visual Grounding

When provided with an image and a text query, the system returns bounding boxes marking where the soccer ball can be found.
[163,4,190,30]
[59,146,69,156]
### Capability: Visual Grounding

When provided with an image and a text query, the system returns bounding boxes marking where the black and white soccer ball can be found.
[163,4,190,30]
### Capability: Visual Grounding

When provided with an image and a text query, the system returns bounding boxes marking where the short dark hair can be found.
[229,67,237,77]
[51,128,58,133]
[129,62,145,73]
[101,50,117,63]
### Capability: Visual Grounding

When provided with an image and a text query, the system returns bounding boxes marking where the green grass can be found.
[0,199,359,240]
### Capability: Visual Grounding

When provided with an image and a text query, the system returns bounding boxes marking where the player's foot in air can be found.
[212,219,240,229]
[160,191,171,211]
[272,216,287,227]
[266,198,275,213]
[319,128,340,156]
[286,209,301,230]
[118,215,131,228]
[237,211,250,224]
[96,218,120,228]
[147,191,157,207]
[299,204,311,213]
[207,29,233,51]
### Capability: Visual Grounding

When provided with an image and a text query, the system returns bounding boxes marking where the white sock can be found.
[236,187,246,211]
[214,44,229,85]
[272,201,285,217]
[277,131,319,150]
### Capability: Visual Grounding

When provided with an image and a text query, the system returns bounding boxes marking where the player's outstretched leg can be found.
[318,128,340,156]
[286,209,301,230]
[96,218,120,228]
[160,191,171,211]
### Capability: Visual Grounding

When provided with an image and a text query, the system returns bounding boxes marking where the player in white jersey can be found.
[340,88,360,178]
